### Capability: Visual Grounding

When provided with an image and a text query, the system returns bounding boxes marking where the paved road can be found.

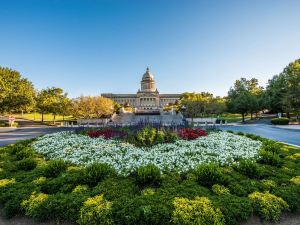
[0,127,75,147]
[220,124,300,146]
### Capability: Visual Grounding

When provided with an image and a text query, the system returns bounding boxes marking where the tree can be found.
[71,96,115,119]
[282,59,300,120]
[184,100,205,122]
[264,74,287,113]
[227,78,252,122]
[0,67,36,113]
[36,87,69,122]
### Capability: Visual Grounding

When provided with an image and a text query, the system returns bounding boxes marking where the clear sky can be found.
[0,0,300,98]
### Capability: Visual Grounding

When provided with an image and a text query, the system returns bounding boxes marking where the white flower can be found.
[32,131,262,175]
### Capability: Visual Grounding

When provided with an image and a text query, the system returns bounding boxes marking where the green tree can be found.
[0,67,35,113]
[71,96,115,119]
[227,78,252,122]
[282,59,300,120]
[36,87,69,122]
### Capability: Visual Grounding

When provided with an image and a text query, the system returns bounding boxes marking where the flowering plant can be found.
[178,128,208,140]
[87,129,127,139]
[33,131,262,175]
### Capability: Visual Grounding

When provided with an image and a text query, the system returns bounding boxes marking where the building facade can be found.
[101,68,181,110]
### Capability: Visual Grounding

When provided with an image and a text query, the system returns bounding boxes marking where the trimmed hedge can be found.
[271,118,289,125]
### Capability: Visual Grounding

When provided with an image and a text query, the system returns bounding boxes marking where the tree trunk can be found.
[250,112,253,120]
[41,112,44,122]
[53,114,56,124]
[63,114,65,122]
[242,113,245,123]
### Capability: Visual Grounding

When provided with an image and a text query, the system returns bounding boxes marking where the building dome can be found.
[142,67,154,80]
[140,67,156,92]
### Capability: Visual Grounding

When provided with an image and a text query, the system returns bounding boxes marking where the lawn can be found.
[12,113,73,122]
[0,128,299,225]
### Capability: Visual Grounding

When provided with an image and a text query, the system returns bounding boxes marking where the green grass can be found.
[219,113,252,123]
[0,133,299,224]
[13,113,73,122]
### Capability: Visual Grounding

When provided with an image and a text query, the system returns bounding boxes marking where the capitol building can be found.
[101,68,181,111]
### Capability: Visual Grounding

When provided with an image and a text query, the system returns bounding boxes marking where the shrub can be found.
[272,185,300,212]
[78,194,113,225]
[172,196,224,225]
[213,195,253,225]
[271,118,289,125]
[41,171,84,194]
[248,191,289,221]
[261,179,277,191]
[290,176,300,185]
[21,192,49,218]
[43,160,67,177]
[15,147,34,160]
[0,178,16,188]
[73,185,89,193]
[141,187,155,196]
[137,164,161,186]
[261,140,281,154]
[212,184,230,195]
[33,177,47,185]
[136,126,157,147]
[178,128,208,140]
[235,159,261,178]
[16,158,37,171]
[258,150,281,167]
[84,163,115,186]
[236,131,244,136]
[195,163,223,187]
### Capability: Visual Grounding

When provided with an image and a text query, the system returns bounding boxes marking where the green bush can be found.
[248,191,289,221]
[15,147,34,160]
[41,171,84,194]
[271,118,289,125]
[272,185,300,212]
[136,164,161,186]
[211,184,230,196]
[234,159,261,179]
[78,194,113,225]
[136,126,157,147]
[261,140,281,154]
[213,195,253,225]
[43,160,67,177]
[16,158,37,171]
[21,192,49,219]
[84,163,115,186]
[195,163,223,187]
[258,150,281,167]
[172,196,224,225]
[236,131,244,136]
[112,194,172,225]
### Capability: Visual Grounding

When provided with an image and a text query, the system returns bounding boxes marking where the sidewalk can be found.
[273,125,300,130]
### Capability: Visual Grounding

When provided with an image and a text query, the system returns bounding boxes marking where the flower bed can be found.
[33,131,262,175]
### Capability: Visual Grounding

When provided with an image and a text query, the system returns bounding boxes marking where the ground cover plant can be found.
[0,129,299,225]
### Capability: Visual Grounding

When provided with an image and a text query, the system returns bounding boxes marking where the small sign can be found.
[8,115,15,127]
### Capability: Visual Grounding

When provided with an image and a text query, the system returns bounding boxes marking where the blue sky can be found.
[0,0,300,97]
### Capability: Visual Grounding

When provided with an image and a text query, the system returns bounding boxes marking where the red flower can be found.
[178,128,208,140]
[87,129,127,139]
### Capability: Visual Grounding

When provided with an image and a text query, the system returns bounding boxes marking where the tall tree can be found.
[0,67,35,113]
[227,78,253,122]
[282,59,300,120]
[71,96,115,119]
[36,87,69,122]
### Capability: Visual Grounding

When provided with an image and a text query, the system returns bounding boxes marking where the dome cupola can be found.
[140,67,156,92]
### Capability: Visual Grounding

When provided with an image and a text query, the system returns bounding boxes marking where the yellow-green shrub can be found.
[21,192,49,217]
[0,178,15,188]
[78,194,112,225]
[290,176,300,185]
[172,196,224,225]
[248,191,288,221]
[72,185,89,193]
[212,184,230,195]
